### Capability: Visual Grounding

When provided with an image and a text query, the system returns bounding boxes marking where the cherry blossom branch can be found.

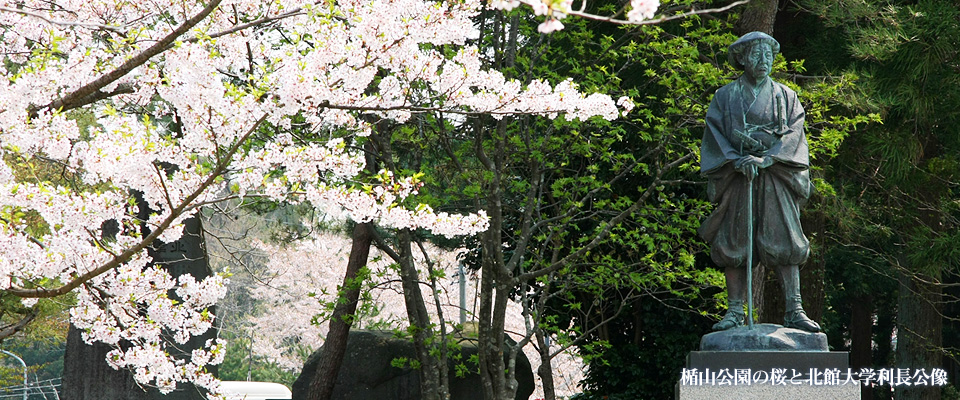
[561,0,750,26]
[186,8,307,44]
[317,100,602,118]
[29,0,223,117]
[6,113,268,299]
[0,5,124,32]
[72,84,136,110]
[0,216,48,250]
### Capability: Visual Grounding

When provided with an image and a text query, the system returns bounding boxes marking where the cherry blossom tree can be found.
[240,231,584,399]
[0,0,665,396]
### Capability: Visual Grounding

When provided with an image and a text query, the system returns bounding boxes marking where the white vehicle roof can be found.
[220,381,292,400]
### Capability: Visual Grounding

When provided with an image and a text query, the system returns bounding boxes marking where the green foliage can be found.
[571,297,714,400]
[790,2,960,394]
[0,336,65,392]
[798,0,960,269]
[218,335,298,387]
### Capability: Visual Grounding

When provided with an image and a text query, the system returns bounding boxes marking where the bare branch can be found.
[153,163,176,212]
[517,151,696,281]
[187,9,306,44]
[0,6,123,32]
[565,0,750,26]
[84,227,119,258]
[370,229,402,263]
[0,216,48,250]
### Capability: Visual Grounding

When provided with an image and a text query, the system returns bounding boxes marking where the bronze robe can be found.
[699,76,811,269]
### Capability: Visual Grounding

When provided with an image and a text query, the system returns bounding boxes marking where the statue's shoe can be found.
[712,310,745,331]
[784,310,821,332]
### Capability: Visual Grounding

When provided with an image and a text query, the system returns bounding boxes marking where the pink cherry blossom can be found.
[244,234,585,398]
[538,18,566,34]
[627,0,660,21]
[0,0,633,395]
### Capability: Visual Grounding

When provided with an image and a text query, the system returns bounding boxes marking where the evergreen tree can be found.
[788,1,960,398]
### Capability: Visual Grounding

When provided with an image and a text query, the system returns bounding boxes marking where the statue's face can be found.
[739,42,774,82]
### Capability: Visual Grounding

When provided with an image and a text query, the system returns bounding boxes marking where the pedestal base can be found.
[687,351,848,372]
[676,381,861,399]
[700,323,828,351]
[676,351,861,399]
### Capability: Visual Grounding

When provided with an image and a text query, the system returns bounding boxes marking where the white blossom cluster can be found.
[488,0,661,33]
[0,0,630,395]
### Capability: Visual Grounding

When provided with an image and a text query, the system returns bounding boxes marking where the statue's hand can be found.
[735,155,773,180]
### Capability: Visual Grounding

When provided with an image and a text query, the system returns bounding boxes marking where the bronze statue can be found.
[699,32,820,333]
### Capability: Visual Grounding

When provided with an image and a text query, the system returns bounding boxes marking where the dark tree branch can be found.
[0,309,39,340]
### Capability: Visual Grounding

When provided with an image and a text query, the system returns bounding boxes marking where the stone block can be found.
[687,351,849,375]
[676,381,862,399]
[676,350,861,399]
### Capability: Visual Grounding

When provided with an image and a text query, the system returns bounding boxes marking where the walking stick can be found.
[746,167,755,329]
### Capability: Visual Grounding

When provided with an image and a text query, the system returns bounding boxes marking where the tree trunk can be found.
[895,269,941,400]
[477,277,516,400]
[535,328,557,400]
[304,222,372,400]
[874,301,896,400]
[850,294,874,400]
[476,120,519,400]
[396,229,443,400]
[423,241,453,400]
[735,0,779,35]
[477,229,500,400]
[476,176,513,400]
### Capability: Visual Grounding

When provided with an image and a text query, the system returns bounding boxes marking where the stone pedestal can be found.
[676,381,862,399]
[676,351,861,399]
[676,325,861,399]
[686,350,848,372]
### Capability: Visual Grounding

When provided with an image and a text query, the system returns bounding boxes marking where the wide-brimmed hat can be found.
[728,31,781,70]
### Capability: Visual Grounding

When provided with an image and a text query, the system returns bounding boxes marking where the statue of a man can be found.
[699,32,820,333]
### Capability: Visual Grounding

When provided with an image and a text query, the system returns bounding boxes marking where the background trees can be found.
[780,1,960,399]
